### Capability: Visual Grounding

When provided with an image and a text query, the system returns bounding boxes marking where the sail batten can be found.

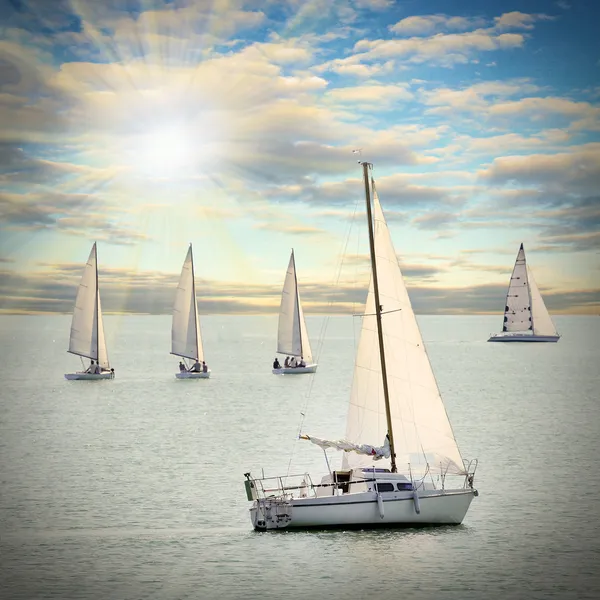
[67,243,110,369]
[277,251,313,362]
[342,181,465,476]
[171,245,204,361]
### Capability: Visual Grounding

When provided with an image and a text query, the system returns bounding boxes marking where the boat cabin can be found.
[315,468,414,497]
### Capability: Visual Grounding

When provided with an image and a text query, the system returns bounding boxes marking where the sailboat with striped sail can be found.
[171,244,211,378]
[272,249,317,374]
[243,163,478,530]
[64,243,114,380]
[488,244,560,342]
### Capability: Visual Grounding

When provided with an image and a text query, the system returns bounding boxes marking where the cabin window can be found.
[375,482,394,493]
[397,483,413,491]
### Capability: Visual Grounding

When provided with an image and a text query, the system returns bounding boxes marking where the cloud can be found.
[488,97,600,130]
[413,211,459,230]
[4,265,596,315]
[253,223,326,236]
[326,84,413,105]
[354,0,393,10]
[353,29,525,67]
[390,15,486,36]
[478,144,600,194]
[0,190,147,245]
[264,172,473,208]
[494,12,553,30]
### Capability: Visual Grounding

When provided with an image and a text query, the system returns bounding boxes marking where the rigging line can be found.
[285,192,362,479]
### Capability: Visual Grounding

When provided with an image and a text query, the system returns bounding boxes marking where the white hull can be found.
[175,370,211,379]
[64,372,113,380]
[251,489,475,530]
[272,364,317,375]
[488,333,560,342]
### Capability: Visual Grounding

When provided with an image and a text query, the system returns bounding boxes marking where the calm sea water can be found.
[1,314,599,600]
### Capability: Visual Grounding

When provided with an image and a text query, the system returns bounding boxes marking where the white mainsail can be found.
[527,266,558,337]
[341,181,465,476]
[502,244,532,333]
[67,243,110,369]
[171,245,203,361]
[277,250,313,363]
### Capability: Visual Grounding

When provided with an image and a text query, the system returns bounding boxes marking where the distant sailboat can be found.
[272,250,317,375]
[171,244,211,378]
[488,244,560,342]
[64,243,114,380]
[243,163,478,530]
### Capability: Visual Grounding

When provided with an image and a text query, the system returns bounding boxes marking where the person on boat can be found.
[179,362,185,372]
[290,356,297,368]
[85,360,95,373]
[284,356,290,368]
[191,360,202,372]
[299,357,306,368]
[273,357,281,369]
[94,363,101,374]
[202,361,208,373]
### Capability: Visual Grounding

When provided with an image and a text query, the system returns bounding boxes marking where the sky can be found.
[0,0,598,315]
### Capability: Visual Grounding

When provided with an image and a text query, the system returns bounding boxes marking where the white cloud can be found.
[390,15,486,36]
[326,84,412,105]
[494,12,553,30]
[353,30,525,67]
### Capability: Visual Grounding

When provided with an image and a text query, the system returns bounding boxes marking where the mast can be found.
[361,161,397,473]
[291,249,303,358]
[189,243,200,361]
[94,242,99,363]
[522,244,534,332]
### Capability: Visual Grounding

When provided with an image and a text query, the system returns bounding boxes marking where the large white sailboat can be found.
[64,243,114,380]
[244,163,478,530]
[488,244,560,342]
[171,244,211,379]
[272,250,317,375]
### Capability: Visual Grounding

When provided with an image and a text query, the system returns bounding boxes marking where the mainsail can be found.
[341,180,465,476]
[276,250,313,362]
[502,244,532,333]
[528,266,558,337]
[171,245,203,361]
[68,243,110,369]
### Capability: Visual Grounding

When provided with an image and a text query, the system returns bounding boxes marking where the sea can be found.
[1,314,599,600]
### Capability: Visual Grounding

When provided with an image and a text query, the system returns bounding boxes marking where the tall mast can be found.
[94,242,99,363]
[361,162,397,473]
[291,249,303,358]
[189,243,200,361]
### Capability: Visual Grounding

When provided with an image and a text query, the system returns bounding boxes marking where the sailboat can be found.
[171,244,211,379]
[488,244,560,342]
[243,163,478,530]
[272,249,317,375]
[64,243,114,380]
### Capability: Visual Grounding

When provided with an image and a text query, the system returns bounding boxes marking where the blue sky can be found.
[0,0,598,314]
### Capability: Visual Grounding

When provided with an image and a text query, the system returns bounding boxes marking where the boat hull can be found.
[272,364,317,375]
[488,333,560,342]
[251,489,475,530]
[64,372,114,380]
[175,370,211,379]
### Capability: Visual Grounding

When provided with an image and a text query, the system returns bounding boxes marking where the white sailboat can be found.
[244,163,478,530]
[272,249,317,375]
[171,244,211,379]
[488,243,560,342]
[64,243,114,380]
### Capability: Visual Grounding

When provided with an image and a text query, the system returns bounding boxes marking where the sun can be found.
[126,125,197,178]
